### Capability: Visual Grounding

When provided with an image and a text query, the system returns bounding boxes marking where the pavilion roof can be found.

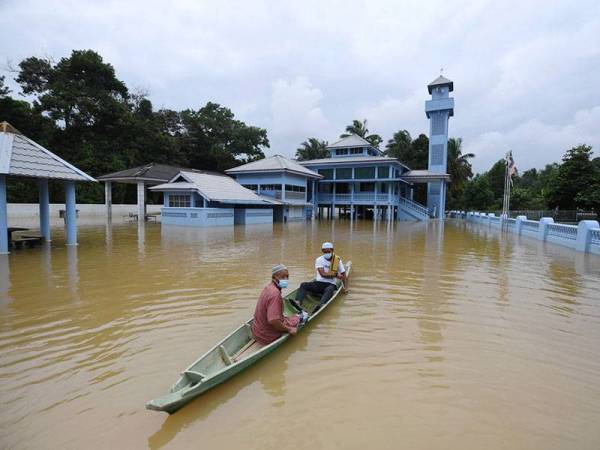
[327,134,373,149]
[0,121,95,181]
[97,163,183,184]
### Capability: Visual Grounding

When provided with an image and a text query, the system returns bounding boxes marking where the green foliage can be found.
[463,174,494,210]
[0,76,10,98]
[461,145,599,213]
[2,49,269,203]
[340,119,382,148]
[549,145,596,210]
[446,138,474,210]
[295,138,328,161]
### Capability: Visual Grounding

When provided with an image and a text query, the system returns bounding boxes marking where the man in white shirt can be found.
[296,242,348,308]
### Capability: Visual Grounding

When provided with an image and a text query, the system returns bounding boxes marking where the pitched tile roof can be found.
[225,155,321,178]
[97,163,183,183]
[150,170,272,205]
[327,134,373,149]
[0,122,95,181]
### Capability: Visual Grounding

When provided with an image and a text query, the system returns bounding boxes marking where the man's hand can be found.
[288,326,298,336]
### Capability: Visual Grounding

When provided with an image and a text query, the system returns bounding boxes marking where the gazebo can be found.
[0,121,96,254]
[97,163,183,220]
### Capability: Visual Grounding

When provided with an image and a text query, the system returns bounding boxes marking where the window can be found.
[336,148,349,155]
[350,148,363,154]
[285,184,305,192]
[242,184,258,192]
[169,194,191,207]
[260,184,281,191]
[359,182,375,192]
[336,168,352,179]
[377,166,389,178]
[354,167,375,179]
[319,168,334,180]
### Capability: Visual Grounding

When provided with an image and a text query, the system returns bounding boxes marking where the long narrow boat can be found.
[146,261,352,413]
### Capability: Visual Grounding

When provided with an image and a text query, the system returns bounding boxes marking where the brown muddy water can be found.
[1,219,600,450]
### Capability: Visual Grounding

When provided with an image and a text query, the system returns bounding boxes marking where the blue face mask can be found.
[278,279,289,289]
[323,253,333,260]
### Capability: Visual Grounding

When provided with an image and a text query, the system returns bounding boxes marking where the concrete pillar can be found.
[38,179,51,241]
[515,215,527,235]
[104,181,112,220]
[387,182,392,221]
[332,182,336,219]
[0,175,8,254]
[137,181,146,221]
[538,217,554,242]
[576,220,600,252]
[64,181,77,246]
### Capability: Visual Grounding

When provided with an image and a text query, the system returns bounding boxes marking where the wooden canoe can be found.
[146,261,352,414]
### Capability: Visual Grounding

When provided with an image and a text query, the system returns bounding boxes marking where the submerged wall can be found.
[452,211,600,256]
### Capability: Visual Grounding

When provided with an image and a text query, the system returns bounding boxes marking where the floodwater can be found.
[1,219,600,450]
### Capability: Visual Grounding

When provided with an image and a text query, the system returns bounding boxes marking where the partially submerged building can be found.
[149,170,275,226]
[225,155,322,222]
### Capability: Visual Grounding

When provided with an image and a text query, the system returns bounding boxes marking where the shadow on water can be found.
[147,329,311,450]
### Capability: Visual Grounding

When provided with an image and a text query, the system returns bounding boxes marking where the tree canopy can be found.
[295,138,329,161]
[1,49,269,203]
[340,119,382,148]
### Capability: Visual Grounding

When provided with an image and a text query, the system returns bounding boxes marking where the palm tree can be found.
[295,138,329,161]
[446,137,475,209]
[340,119,382,148]
[384,129,412,159]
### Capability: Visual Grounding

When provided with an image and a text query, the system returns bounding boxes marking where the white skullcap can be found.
[271,264,288,276]
[321,242,334,250]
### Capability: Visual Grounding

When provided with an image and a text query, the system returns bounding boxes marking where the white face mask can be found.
[323,253,332,260]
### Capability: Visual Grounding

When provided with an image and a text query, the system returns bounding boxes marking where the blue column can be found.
[38,179,51,241]
[0,175,8,254]
[64,181,77,246]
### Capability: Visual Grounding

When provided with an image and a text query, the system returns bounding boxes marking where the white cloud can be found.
[1,0,600,170]
[268,76,333,156]
[466,106,600,172]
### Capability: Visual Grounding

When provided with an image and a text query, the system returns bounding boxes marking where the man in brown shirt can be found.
[252,264,302,344]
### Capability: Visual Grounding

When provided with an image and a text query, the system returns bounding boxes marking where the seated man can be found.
[296,242,348,308]
[252,264,306,344]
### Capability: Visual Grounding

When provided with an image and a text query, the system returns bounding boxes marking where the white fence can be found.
[449,211,600,256]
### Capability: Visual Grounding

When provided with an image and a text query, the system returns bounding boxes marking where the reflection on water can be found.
[1,219,600,449]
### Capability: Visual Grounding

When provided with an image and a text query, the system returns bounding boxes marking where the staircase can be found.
[398,197,430,221]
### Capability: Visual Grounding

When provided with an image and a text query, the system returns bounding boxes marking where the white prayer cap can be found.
[321,242,334,250]
[272,264,288,276]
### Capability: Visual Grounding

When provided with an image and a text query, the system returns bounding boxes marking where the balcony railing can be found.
[398,196,429,217]
[316,193,399,203]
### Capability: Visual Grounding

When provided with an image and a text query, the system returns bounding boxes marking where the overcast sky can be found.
[1,0,599,172]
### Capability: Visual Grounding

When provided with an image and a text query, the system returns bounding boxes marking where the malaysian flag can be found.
[506,151,518,184]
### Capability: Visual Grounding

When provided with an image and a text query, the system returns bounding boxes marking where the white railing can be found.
[398,196,429,217]
[456,211,600,256]
[316,193,398,204]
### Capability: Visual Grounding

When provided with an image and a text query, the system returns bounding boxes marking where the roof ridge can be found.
[0,121,22,135]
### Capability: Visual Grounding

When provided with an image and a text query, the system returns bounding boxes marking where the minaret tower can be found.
[425,74,454,219]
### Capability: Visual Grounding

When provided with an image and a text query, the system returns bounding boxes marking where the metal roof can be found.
[427,75,454,94]
[0,122,95,181]
[402,169,450,181]
[97,163,183,183]
[150,170,272,205]
[327,134,373,149]
[225,155,322,179]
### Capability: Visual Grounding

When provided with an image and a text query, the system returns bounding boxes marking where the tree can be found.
[340,119,382,148]
[550,145,596,209]
[296,138,328,161]
[384,130,412,159]
[407,134,430,169]
[179,102,268,172]
[463,174,494,210]
[446,138,475,210]
[0,75,10,98]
